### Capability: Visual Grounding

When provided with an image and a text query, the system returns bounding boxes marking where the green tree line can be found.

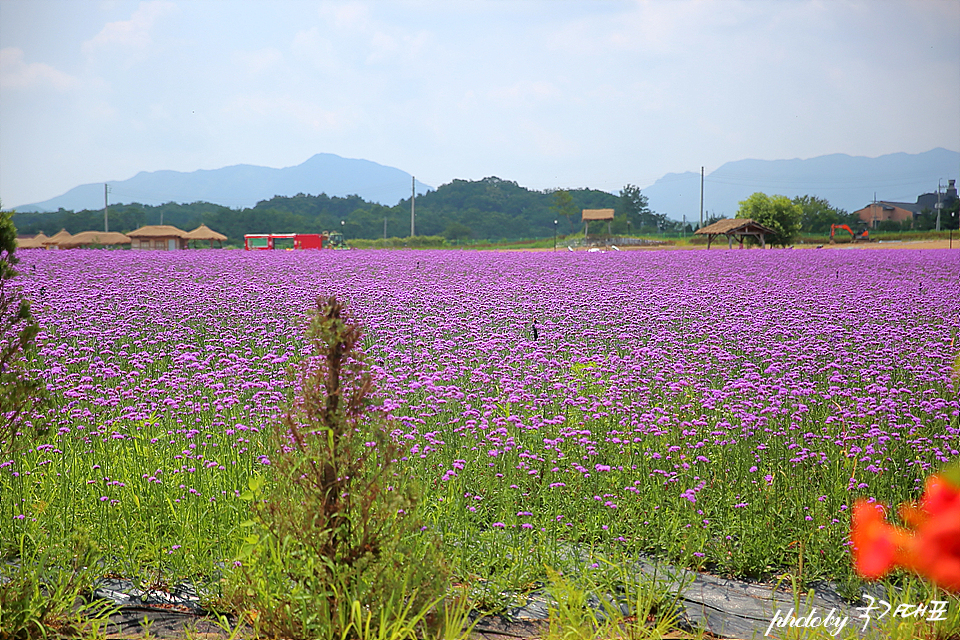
[12,177,953,244]
[8,178,687,244]
[737,193,958,247]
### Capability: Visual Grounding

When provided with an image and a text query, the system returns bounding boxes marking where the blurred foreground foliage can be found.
[0,207,44,455]
[223,296,454,640]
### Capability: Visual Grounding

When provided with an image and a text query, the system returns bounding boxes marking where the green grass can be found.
[3,252,959,638]
[3,358,956,624]
[3,349,957,624]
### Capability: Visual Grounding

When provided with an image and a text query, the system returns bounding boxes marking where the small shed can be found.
[42,229,73,250]
[16,232,50,249]
[694,218,776,249]
[58,231,131,249]
[582,208,615,237]
[127,225,189,250]
[184,224,228,248]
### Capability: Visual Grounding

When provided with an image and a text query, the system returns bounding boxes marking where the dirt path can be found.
[803,238,958,250]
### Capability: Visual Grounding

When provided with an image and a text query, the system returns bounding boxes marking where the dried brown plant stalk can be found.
[227,296,448,640]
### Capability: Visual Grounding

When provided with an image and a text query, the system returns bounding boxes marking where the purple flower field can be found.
[2,248,958,584]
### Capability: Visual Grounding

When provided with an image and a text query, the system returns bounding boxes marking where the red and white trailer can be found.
[243,233,326,250]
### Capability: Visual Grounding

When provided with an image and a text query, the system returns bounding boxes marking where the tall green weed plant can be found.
[225,296,451,640]
[0,207,44,455]
[542,560,689,640]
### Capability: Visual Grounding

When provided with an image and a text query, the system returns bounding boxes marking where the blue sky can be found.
[1,0,958,208]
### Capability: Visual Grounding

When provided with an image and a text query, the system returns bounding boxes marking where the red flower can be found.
[851,471,960,593]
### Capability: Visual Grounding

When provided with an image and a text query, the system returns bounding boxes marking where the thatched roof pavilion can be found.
[694,218,776,249]
[42,229,73,250]
[581,209,615,222]
[58,231,131,249]
[582,208,615,237]
[16,232,50,249]
[184,224,228,248]
[127,225,189,250]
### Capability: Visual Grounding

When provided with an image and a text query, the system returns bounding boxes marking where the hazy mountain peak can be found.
[14,148,957,218]
[642,148,959,219]
[15,153,430,212]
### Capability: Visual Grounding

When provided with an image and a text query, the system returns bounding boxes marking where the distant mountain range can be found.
[642,148,959,221]
[15,153,432,213]
[14,148,959,220]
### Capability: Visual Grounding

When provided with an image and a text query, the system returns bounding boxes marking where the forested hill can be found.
[12,177,627,243]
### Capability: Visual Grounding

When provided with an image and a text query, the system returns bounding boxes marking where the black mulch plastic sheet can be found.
[89,563,883,640]
[94,578,231,639]
[484,558,875,640]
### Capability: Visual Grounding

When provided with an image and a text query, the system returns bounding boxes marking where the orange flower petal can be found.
[852,501,900,579]
[912,503,960,593]
[922,475,960,518]
[853,466,960,592]
[899,503,927,529]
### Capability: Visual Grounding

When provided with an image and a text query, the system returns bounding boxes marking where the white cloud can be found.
[291,27,338,73]
[225,94,353,134]
[148,103,171,121]
[326,1,372,30]
[1,0,956,209]
[486,80,560,109]
[234,48,283,76]
[304,2,431,68]
[522,118,578,159]
[81,0,177,55]
[0,47,79,91]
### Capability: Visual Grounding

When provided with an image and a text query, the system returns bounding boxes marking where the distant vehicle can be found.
[829,224,870,243]
[243,233,326,250]
[325,230,347,250]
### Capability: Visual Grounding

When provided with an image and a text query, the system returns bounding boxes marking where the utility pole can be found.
[104,184,109,232]
[384,217,388,240]
[936,179,943,232]
[699,167,704,228]
[410,176,416,237]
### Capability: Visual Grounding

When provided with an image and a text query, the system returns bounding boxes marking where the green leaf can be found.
[939,459,960,490]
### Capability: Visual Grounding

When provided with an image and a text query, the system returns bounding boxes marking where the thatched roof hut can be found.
[126,225,189,250]
[581,208,615,237]
[17,232,50,249]
[58,231,131,249]
[694,218,776,249]
[42,229,73,249]
[581,209,615,221]
[127,225,189,238]
[184,224,228,248]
